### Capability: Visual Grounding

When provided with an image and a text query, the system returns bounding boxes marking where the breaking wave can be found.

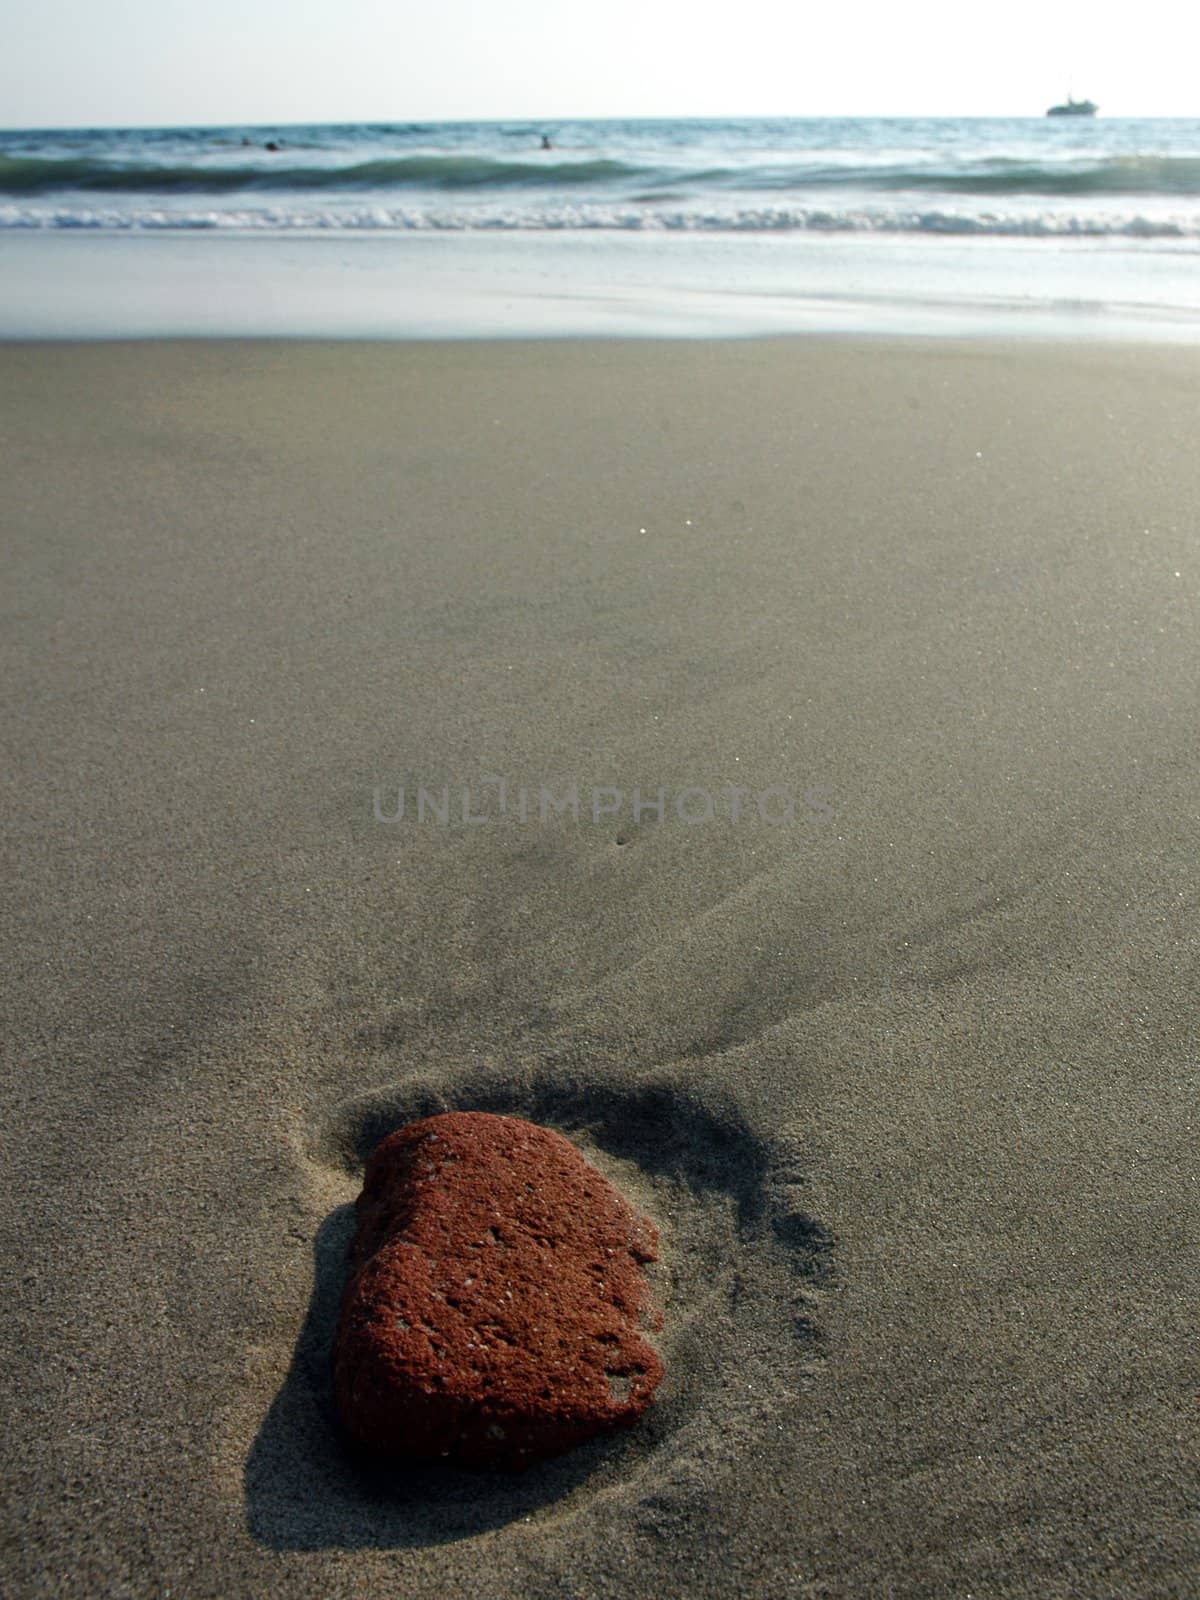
[5,120,1200,242]
[1,202,1197,238]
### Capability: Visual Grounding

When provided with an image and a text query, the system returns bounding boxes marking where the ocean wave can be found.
[7,149,1200,200]
[0,152,651,196]
[2,201,1196,238]
[853,154,1200,197]
[686,155,1200,198]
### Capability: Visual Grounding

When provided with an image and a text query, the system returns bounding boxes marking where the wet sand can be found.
[2,336,1198,1597]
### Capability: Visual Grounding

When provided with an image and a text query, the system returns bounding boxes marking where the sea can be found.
[4,116,1200,339]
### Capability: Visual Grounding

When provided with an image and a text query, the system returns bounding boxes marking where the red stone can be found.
[332,1111,664,1470]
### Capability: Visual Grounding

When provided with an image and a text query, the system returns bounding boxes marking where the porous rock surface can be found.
[333,1111,664,1470]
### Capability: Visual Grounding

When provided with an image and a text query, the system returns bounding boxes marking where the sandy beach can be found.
[2,334,1198,1598]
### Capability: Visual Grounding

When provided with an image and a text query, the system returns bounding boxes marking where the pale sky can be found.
[3,0,1198,128]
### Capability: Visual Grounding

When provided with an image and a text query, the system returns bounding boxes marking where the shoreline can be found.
[4,230,1200,344]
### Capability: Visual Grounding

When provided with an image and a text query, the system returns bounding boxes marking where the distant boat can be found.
[1046,96,1097,117]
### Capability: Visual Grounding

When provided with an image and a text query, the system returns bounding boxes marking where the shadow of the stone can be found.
[243,1204,639,1550]
[245,1068,830,1550]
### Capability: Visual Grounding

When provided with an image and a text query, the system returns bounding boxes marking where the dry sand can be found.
[2,336,1198,1598]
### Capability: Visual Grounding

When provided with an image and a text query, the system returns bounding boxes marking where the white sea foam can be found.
[2,200,1198,239]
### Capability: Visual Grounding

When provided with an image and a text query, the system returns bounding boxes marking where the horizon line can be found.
[7,107,1195,136]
